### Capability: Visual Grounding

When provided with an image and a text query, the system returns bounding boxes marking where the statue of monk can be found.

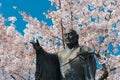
[31,28,96,80]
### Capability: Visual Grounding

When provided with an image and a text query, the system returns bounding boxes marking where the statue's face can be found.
[63,29,78,45]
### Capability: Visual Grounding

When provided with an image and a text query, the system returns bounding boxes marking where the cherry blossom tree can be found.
[0,15,35,80]
[47,0,120,79]
[0,0,120,80]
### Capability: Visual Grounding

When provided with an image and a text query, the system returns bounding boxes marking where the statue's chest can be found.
[60,50,78,66]
[58,48,81,77]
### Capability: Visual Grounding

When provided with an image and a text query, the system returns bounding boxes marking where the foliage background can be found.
[0,0,120,80]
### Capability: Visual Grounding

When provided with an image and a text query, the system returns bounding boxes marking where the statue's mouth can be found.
[65,41,73,44]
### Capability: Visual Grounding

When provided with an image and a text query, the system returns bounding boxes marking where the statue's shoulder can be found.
[80,45,92,52]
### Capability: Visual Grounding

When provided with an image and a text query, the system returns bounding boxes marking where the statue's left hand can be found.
[30,39,42,51]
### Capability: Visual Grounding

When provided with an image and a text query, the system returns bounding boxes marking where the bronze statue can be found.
[31,28,96,80]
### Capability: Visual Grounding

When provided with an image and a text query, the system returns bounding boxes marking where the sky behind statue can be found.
[0,0,55,35]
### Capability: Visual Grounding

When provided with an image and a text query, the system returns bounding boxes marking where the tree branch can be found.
[61,19,65,49]
[58,0,61,9]
[12,72,26,80]
[10,75,16,80]
[59,0,65,49]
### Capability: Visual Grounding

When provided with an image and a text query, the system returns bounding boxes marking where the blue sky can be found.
[0,0,55,35]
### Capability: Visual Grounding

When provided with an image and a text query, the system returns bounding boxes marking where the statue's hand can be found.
[30,39,42,51]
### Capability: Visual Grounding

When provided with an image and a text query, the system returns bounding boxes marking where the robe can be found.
[35,46,96,80]
[35,48,62,80]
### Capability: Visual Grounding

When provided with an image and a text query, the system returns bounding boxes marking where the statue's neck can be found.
[66,42,79,49]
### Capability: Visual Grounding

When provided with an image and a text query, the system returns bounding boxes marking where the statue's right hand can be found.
[30,39,42,50]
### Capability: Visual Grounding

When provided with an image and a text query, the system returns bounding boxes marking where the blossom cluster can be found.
[0,0,120,79]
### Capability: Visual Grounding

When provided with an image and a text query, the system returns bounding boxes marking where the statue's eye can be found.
[63,34,67,38]
[69,33,73,37]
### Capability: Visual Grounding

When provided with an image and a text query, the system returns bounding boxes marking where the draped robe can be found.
[35,48,62,80]
[35,46,96,80]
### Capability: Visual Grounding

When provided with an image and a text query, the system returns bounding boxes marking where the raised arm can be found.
[30,39,62,80]
[30,39,44,54]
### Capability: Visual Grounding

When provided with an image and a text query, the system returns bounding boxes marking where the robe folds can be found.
[35,46,96,80]
[35,49,62,80]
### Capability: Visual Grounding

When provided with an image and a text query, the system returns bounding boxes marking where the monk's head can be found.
[63,28,79,48]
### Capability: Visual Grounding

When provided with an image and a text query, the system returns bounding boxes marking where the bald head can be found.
[63,28,78,35]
